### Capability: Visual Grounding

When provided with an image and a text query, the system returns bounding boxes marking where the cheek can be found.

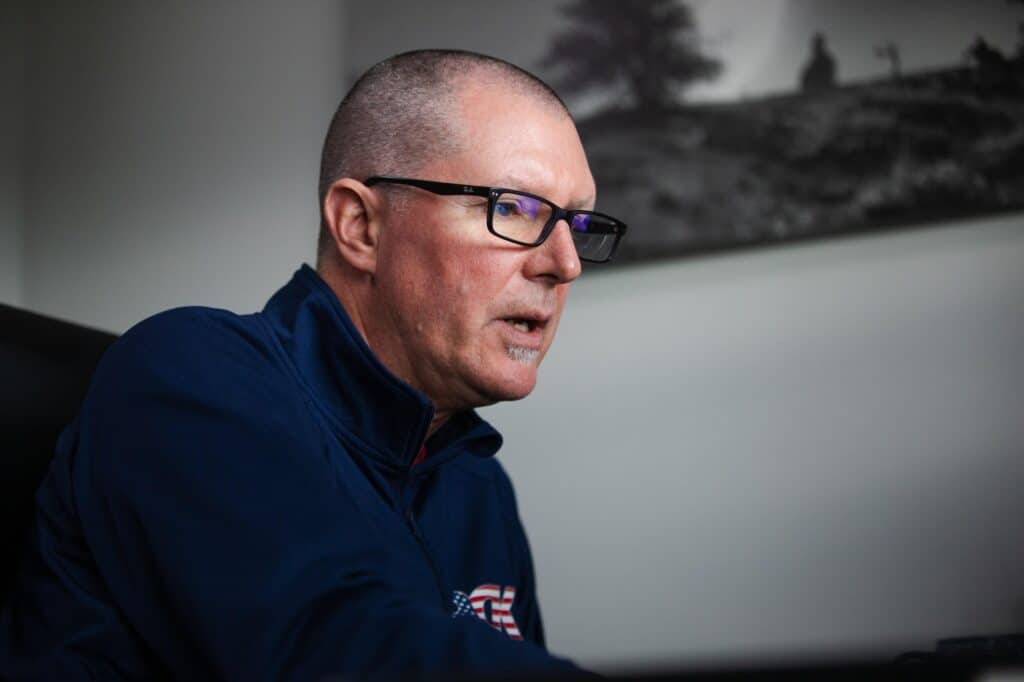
[541,285,572,349]
[451,246,508,303]
[461,245,516,289]
[411,250,486,342]
[377,244,442,337]
[382,216,522,340]
[447,259,490,335]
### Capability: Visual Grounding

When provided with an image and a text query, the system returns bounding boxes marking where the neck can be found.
[319,261,455,440]
[427,411,452,439]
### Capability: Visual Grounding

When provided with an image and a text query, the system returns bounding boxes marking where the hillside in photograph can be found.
[581,63,1024,263]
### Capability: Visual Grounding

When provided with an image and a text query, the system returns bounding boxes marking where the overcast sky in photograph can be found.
[346,0,1022,109]
[689,0,1021,100]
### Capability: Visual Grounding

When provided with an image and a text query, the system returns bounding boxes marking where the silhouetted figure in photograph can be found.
[875,41,901,79]
[800,32,837,93]
[966,35,1015,89]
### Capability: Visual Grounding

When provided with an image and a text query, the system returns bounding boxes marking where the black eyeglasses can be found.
[364,176,627,263]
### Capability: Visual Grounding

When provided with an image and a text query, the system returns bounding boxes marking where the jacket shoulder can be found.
[84,305,311,446]
[114,305,270,363]
[75,305,326,508]
[95,306,281,391]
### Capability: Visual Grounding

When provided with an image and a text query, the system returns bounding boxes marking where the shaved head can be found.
[316,49,572,264]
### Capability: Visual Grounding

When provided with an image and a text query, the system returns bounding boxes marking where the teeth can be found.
[510,319,531,332]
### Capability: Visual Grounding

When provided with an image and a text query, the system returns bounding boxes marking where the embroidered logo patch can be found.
[451,584,522,640]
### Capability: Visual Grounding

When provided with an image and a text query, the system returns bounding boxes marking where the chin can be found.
[475,360,539,404]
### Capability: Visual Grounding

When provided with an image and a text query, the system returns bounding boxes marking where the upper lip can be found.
[501,311,552,326]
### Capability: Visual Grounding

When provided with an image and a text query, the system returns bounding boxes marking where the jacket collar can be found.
[261,264,501,471]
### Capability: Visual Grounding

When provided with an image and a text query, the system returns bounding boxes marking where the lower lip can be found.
[498,319,545,348]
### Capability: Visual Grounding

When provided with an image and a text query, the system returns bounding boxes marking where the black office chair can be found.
[0,303,117,607]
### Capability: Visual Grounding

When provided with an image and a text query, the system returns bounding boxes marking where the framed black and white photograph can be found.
[345,0,1024,264]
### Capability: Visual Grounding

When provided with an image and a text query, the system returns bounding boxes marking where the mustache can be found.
[492,296,558,319]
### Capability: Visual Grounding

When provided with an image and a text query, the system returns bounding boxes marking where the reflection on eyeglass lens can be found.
[495,195,541,220]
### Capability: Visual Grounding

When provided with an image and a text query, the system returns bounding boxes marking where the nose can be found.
[524,219,582,284]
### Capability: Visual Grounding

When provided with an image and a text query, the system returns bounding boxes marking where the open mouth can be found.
[505,317,540,334]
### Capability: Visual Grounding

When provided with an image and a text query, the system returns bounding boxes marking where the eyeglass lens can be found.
[492,191,620,262]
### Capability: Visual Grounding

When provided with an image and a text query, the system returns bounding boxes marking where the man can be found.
[0,50,625,680]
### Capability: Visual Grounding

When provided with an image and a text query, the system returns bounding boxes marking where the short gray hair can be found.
[316,49,571,264]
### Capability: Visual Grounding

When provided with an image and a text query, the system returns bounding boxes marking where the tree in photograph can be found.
[541,0,721,111]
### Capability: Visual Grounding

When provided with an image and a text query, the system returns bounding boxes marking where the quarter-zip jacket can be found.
[0,265,583,680]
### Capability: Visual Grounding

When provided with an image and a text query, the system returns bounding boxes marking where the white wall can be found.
[486,214,1024,670]
[14,1,1024,674]
[21,0,345,332]
[0,2,26,307]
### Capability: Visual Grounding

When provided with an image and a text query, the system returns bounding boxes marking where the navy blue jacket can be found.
[1,265,582,680]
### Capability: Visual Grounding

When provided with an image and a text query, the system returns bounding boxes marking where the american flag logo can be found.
[450,584,522,641]
[451,591,475,618]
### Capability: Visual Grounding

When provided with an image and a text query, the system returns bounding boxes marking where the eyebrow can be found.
[572,193,597,211]
[493,174,595,210]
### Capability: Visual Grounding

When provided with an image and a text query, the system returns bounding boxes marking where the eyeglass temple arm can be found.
[364,176,491,197]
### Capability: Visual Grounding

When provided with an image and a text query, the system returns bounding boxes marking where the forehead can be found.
[428,80,596,207]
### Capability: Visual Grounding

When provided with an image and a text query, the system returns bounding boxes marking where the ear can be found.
[322,178,382,275]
